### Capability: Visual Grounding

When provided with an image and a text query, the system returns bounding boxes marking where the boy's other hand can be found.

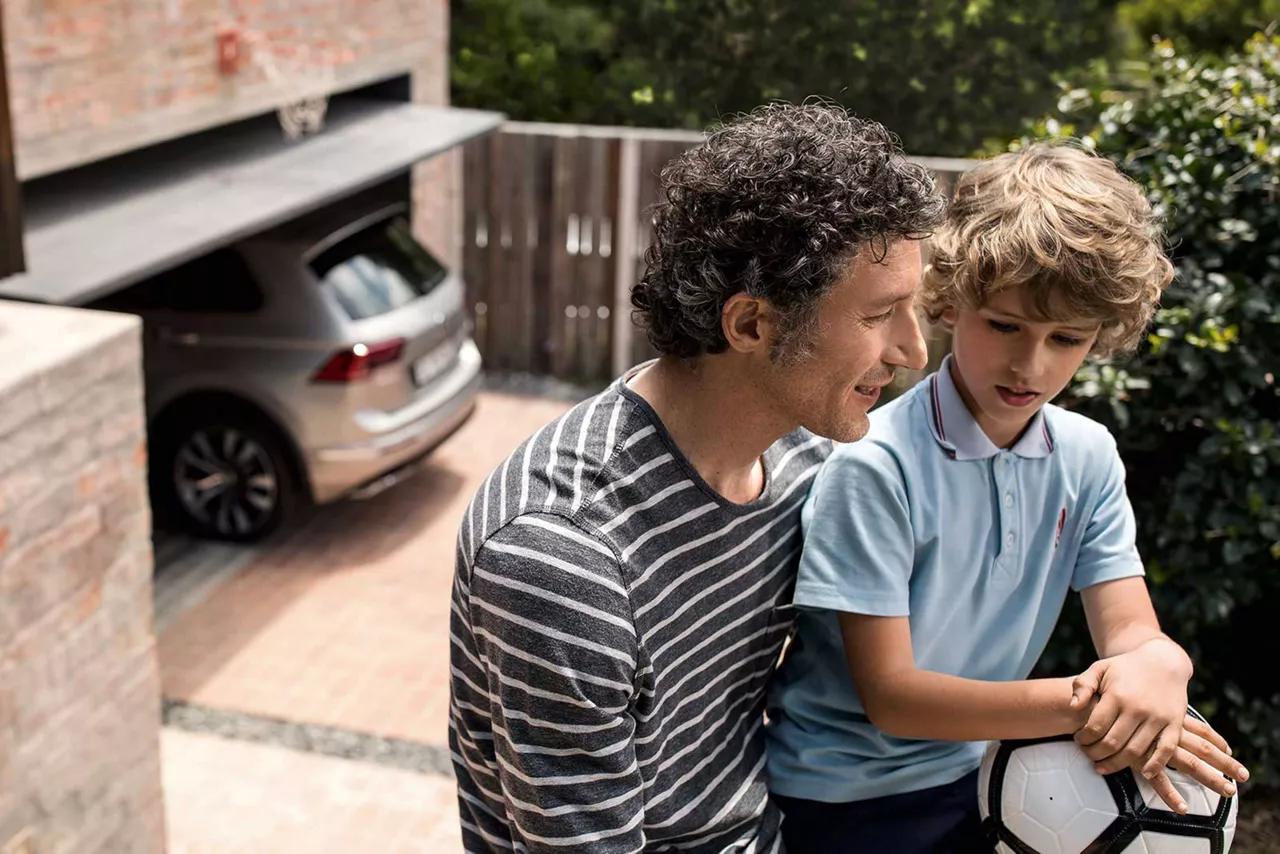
[1068,642,1248,812]
[1069,640,1190,773]
[1158,716,1248,799]
[1115,714,1246,813]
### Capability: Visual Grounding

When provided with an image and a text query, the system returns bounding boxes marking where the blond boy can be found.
[763,144,1248,853]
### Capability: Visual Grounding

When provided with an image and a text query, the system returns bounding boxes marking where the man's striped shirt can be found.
[449,370,831,852]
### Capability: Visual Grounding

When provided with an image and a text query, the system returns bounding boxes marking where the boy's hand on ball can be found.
[1136,719,1246,812]
[1140,723,1243,813]
[1162,715,1249,797]
[1067,644,1248,813]
[1069,643,1190,776]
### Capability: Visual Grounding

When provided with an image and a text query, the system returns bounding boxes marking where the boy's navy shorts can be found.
[773,769,994,854]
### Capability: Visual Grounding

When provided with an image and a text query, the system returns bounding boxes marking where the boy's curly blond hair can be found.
[920,142,1174,357]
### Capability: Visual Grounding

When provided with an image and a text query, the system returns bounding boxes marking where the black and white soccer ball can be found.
[978,712,1239,854]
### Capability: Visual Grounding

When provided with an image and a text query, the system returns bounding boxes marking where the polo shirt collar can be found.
[926,356,1055,461]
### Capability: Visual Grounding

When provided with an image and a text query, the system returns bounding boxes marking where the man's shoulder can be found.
[456,384,636,531]
[466,510,629,602]
[491,382,653,492]
[512,382,648,470]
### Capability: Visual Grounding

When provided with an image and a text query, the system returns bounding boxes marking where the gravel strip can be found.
[163,699,454,778]
[483,371,605,403]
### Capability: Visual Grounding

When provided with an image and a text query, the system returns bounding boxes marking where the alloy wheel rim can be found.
[174,427,278,536]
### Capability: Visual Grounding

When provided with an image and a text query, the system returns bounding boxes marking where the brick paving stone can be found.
[157,392,574,745]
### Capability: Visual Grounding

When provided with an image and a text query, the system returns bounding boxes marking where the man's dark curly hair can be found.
[631,102,946,362]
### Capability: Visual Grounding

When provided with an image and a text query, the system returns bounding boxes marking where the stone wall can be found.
[0,302,165,854]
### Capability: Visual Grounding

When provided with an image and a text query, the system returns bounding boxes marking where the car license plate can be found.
[412,346,458,386]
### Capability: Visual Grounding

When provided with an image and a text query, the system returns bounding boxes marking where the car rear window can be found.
[309,213,449,320]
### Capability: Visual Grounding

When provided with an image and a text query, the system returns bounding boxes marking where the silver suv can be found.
[89,199,482,542]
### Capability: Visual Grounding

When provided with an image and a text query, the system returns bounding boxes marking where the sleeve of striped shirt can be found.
[466,513,644,852]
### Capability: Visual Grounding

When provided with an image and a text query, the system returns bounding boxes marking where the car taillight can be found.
[311,338,406,383]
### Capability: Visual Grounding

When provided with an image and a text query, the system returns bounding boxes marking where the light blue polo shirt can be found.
[764,356,1146,803]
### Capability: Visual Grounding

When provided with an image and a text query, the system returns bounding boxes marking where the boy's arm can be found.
[1081,576,1186,661]
[837,612,1088,740]
[1074,575,1193,777]
[1065,438,1245,808]
[1071,577,1247,806]
[796,444,1087,742]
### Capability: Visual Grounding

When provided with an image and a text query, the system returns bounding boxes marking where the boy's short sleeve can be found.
[794,443,914,617]
[1071,435,1145,591]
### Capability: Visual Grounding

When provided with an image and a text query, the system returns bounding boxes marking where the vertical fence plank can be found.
[611,136,642,377]
[485,132,510,369]
[507,131,535,372]
[921,166,960,377]
[0,10,23,278]
[597,139,622,380]
[548,136,577,379]
[567,135,591,380]
[574,137,614,382]
[575,137,600,381]
[530,134,556,375]
[628,139,654,368]
[463,135,491,361]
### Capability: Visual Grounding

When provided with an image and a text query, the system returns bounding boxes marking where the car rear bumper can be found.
[306,338,483,503]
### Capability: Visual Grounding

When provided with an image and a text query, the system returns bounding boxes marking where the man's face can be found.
[945,286,1100,447]
[764,240,929,443]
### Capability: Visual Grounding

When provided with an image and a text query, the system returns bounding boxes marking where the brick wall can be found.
[411,0,463,270]
[0,302,166,854]
[3,0,448,180]
[3,0,463,285]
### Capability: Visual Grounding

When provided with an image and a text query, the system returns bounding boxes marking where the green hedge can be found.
[451,0,1120,157]
[1029,35,1280,785]
[1117,0,1280,56]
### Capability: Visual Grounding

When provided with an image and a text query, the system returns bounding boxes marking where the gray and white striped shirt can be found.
[449,370,831,852]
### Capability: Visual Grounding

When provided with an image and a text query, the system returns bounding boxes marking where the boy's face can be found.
[765,240,930,443]
[945,286,1100,448]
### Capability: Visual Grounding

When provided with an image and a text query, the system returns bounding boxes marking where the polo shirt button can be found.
[1006,532,1016,547]
[1004,493,1014,508]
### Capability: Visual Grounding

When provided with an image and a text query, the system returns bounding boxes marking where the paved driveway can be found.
[156,390,574,852]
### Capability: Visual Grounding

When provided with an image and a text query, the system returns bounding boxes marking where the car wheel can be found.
[152,410,295,542]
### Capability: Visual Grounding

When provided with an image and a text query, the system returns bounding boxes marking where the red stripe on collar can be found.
[930,374,946,442]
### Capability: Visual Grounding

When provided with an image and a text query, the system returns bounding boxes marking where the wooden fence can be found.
[461,121,975,387]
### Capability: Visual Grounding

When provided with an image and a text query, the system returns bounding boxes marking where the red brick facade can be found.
[3,0,450,179]
[2,0,460,284]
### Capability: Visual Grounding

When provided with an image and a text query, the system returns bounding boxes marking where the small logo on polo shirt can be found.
[1055,507,1067,549]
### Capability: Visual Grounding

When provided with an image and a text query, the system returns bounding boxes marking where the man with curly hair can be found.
[448,102,944,853]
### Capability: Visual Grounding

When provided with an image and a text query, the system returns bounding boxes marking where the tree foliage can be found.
[1117,0,1280,56]
[451,0,1123,156]
[1031,34,1280,784]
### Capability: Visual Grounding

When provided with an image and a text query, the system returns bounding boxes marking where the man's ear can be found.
[722,293,775,355]
[938,305,958,330]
